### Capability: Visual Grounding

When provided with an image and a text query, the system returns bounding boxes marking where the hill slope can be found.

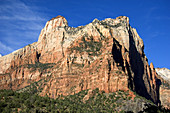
[1,89,169,113]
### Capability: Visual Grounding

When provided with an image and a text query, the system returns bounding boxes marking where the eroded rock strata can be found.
[0,16,160,104]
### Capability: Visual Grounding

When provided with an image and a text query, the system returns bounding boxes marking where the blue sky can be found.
[0,0,170,69]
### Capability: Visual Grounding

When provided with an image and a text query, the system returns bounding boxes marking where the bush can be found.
[70,35,102,56]
[27,62,55,72]
[0,89,169,112]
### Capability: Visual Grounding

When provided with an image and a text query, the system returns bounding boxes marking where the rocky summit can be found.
[0,16,161,106]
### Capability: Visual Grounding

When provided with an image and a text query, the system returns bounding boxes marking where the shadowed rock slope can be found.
[0,15,160,105]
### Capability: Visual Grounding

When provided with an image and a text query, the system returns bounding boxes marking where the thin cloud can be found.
[154,16,170,20]
[0,0,47,55]
[0,41,14,54]
[143,7,158,25]
[0,0,46,21]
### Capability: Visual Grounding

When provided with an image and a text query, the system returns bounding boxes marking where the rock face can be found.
[156,68,170,82]
[156,68,170,108]
[0,15,160,104]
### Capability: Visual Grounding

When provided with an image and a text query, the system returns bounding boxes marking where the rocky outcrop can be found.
[156,68,170,109]
[160,87,170,109]
[0,15,160,104]
[156,68,170,82]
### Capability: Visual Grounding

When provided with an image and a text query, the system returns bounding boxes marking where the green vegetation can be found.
[12,62,55,73]
[100,21,122,28]
[70,35,102,56]
[17,74,53,94]
[161,82,170,89]
[17,79,44,94]
[27,62,55,72]
[0,73,10,76]
[0,89,169,113]
[72,63,84,68]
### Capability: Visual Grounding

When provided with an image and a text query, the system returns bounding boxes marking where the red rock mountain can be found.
[0,16,160,104]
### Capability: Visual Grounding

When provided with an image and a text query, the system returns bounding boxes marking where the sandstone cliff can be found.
[156,68,170,108]
[0,15,160,104]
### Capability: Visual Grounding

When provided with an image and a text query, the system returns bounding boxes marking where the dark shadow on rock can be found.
[125,111,134,113]
[156,79,162,105]
[112,38,125,72]
[110,28,160,104]
[36,52,41,62]
[109,29,125,72]
[128,28,154,102]
[139,104,170,113]
[125,60,134,90]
